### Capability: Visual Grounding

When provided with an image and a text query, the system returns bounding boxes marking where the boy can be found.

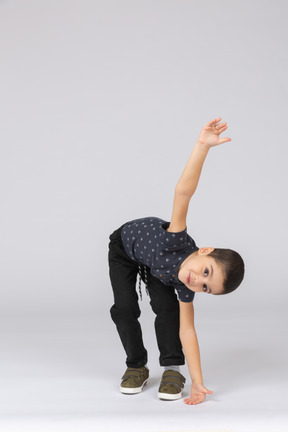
[108,118,244,405]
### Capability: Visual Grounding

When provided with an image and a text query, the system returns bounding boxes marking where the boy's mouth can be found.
[186,273,190,285]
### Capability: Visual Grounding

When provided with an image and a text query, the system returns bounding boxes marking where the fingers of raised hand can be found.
[215,122,227,132]
[207,117,221,126]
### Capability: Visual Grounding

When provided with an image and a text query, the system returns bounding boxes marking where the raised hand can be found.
[184,383,213,405]
[197,117,231,148]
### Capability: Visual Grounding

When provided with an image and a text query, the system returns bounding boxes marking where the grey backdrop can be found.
[0,1,287,431]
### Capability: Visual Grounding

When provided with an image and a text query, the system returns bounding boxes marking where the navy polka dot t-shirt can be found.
[121,216,198,303]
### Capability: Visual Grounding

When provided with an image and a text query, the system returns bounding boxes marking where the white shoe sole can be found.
[158,391,182,400]
[120,379,148,394]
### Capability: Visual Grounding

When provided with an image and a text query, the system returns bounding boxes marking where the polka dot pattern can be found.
[121,217,198,303]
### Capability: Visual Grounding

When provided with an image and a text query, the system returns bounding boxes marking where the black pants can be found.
[108,225,185,368]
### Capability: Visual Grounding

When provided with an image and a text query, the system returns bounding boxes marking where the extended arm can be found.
[168,117,231,403]
[179,301,213,405]
[168,118,231,233]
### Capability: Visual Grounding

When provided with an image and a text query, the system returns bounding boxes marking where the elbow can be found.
[179,327,196,342]
[175,183,193,199]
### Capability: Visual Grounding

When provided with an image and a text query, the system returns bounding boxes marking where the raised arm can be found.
[168,117,231,233]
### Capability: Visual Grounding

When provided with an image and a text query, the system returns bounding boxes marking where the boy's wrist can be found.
[192,379,203,385]
[189,371,204,385]
[195,140,210,152]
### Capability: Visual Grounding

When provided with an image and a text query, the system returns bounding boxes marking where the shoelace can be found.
[138,264,149,300]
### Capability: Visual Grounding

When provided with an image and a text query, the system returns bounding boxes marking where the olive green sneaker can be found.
[120,366,149,394]
[158,370,186,400]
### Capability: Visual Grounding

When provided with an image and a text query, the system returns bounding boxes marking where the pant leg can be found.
[146,269,185,367]
[108,226,148,368]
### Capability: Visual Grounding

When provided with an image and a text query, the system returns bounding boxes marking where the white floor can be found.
[1,309,287,432]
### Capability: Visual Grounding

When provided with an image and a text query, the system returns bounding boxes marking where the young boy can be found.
[108,118,245,405]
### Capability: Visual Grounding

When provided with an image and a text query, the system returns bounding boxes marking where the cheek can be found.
[179,266,188,283]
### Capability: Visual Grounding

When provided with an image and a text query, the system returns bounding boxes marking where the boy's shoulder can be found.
[126,216,166,224]
[123,216,167,228]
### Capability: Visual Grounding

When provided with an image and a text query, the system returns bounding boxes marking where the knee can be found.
[149,295,179,316]
[110,304,141,323]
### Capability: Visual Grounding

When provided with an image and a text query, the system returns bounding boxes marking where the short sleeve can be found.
[175,285,195,303]
[159,223,188,249]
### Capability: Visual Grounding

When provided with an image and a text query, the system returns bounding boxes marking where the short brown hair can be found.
[209,249,245,295]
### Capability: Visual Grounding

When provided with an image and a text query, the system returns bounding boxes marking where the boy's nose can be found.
[191,274,199,286]
[195,277,205,288]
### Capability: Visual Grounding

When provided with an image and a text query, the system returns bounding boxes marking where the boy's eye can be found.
[203,284,207,292]
[204,268,209,276]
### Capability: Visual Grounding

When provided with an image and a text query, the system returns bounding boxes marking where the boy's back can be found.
[121,216,197,302]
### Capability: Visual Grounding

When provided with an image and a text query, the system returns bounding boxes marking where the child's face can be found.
[178,248,225,295]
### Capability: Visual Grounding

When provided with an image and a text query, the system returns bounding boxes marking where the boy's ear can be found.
[198,247,214,256]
